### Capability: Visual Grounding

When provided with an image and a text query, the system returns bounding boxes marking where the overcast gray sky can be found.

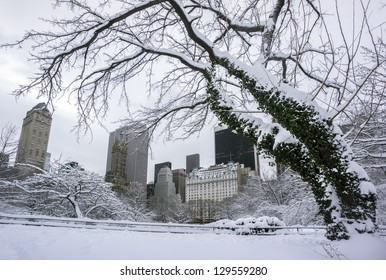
[0,0,217,182]
[1,0,383,183]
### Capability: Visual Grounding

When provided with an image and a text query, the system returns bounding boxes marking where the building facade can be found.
[15,103,52,170]
[186,162,249,222]
[105,125,149,187]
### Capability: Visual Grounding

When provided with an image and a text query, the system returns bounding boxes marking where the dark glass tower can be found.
[214,127,258,172]
[186,153,200,174]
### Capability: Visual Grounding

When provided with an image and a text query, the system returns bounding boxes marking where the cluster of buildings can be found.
[5,103,279,222]
[106,123,278,222]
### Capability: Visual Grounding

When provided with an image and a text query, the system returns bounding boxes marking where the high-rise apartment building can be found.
[186,153,200,174]
[15,103,52,170]
[105,125,149,187]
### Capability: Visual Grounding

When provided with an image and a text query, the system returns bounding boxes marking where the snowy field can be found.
[1,223,386,260]
[1,223,386,280]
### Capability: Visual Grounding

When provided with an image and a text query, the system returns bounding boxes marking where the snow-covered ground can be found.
[1,223,386,280]
[1,223,385,260]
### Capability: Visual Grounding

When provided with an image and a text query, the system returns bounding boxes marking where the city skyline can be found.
[1,94,277,184]
[0,94,216,183]
[0,0,272,184]
[0,3,215,182]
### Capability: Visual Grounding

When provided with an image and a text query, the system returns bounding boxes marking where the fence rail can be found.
[1,212,385,236]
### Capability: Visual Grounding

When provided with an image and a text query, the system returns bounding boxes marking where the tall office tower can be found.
[105,125,149,187]
[186,153,200,174]
[154,161,172,184]
[172,168,186,202]
[152,166,181,211]
[214,126,259,173]
[15,103,52,170]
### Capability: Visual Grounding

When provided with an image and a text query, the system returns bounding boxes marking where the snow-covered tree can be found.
[113,181,153,222]
[169,200,192,223]
[219,170,322,226]
[3,0,385,239]
[1,162,135,220]
[150,194,190,223]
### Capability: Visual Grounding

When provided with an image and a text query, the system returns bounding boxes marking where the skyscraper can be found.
[186,153,200,174]
[105,125,149,187]
[172,168,186,202]
[151,166,181,212]
[214,126,258,173]
[15,103,52,170]
[154,161,172,184]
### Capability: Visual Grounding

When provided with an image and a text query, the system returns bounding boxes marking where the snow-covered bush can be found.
[211,216,286,235]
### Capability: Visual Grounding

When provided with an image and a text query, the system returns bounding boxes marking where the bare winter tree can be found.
[2,0,385,239]
[339,41,386,185]
[0,122,18,169]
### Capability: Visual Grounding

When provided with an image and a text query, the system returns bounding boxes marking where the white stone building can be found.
[185,162,250,222]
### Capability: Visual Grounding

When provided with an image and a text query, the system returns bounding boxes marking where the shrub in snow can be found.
[212,216,286,235]
[211,219,237,230]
